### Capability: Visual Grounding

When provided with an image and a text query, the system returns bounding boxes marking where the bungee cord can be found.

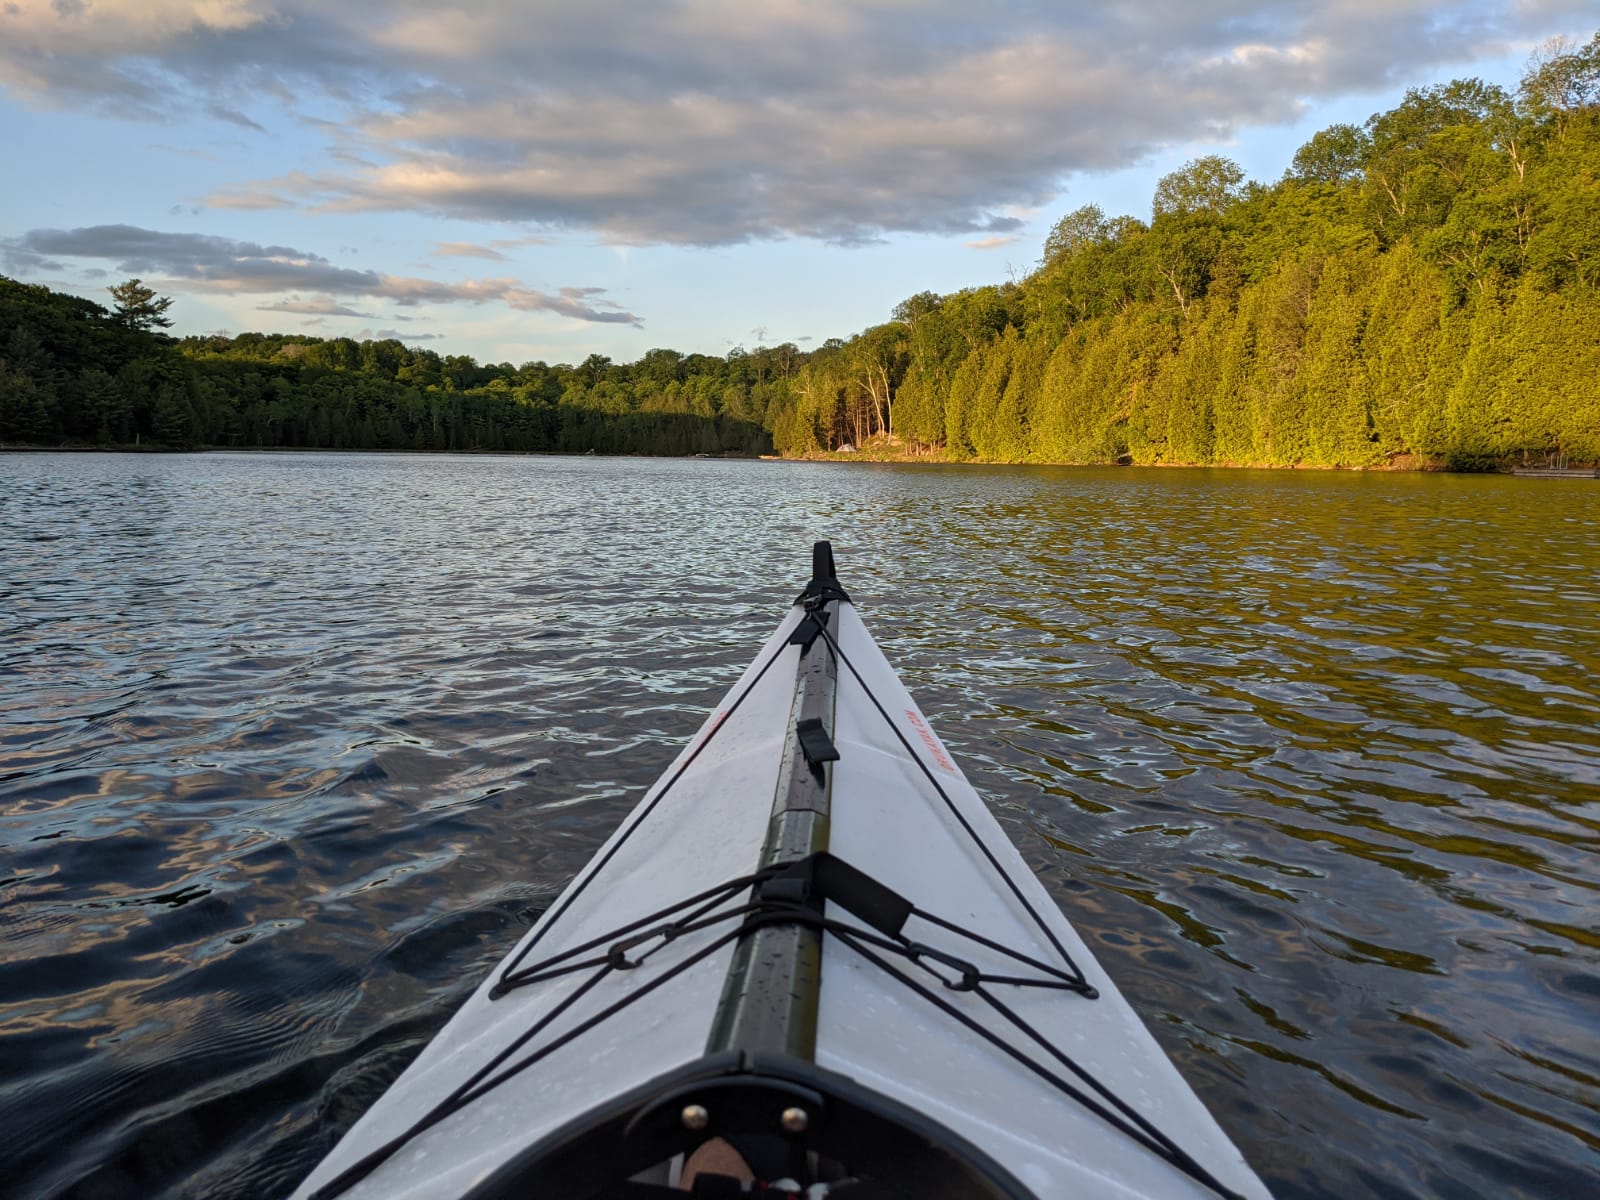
[309,598,1243,1200]
[492,623,799,990]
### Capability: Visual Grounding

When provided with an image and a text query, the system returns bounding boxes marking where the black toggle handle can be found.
[796,541,850,607]
[812,540,837,583]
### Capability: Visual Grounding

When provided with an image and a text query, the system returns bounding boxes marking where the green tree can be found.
[1287,123,1372,184]
[1363,79,1507,241]
[1152,155,1247,218]
[0,361,55,442]
[79,367,129,443]
[968,327,1018,459]
[1042,204,1109,267]
[1133,299,1226,464]
[1524,117,1600,289]
[1520,33,1600,140]
[1297,251,1383,466]
[1360,242,1443,456]
[107,279,174,332]
[943,347,986,458]
[1148,212,1227,318]
[850,323,905,440]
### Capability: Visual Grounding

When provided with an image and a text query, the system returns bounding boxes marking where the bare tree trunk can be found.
[1160,265,1190,317]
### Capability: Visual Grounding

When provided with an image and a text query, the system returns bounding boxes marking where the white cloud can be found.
[965,235,1022,250]
[431,241,507,260]
[360,327,441,342]
[258,297,378,318]
[0,2,1585,244]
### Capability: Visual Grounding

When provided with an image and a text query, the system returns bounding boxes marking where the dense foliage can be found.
[0,287,776,455]
[772,36,1600,468]
[3,35,1597,466]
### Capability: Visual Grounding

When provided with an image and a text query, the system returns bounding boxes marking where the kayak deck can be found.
[294,545,1270,1200]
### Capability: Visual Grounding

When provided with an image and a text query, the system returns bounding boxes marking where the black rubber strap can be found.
[795,540,852,607]
[812,853,914,938]
[795,717,840,769]
[751,851,914,939]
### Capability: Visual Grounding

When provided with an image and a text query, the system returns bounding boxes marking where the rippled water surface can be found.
[2,451,1596,1199]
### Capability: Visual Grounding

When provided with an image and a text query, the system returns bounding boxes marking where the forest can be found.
[2,34,1597,468]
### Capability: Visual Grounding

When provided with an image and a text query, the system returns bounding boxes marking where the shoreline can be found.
[5,441,1593,475]
[776,448,1556,474]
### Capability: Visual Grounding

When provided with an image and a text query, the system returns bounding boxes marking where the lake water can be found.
[2,451,1596,1199]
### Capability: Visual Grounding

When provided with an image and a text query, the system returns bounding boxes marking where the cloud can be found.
[151,143,218,161]
[964,235,1022,250]
[2,224,643,325]
[361,327,441,341]
[4,222,329,279]
[0,2,1583,244]
[428,235,551,257]
[257,297,377,318]
[431,241,506,260]
[207,102,264,131]
[523,286,640,324]
[206,189,295,210]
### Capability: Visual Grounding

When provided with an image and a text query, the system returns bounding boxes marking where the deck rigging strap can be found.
[309,849,1241,1200]
[312,551,1241,1200]
[491,620,798,993]
[810,614,1095,992]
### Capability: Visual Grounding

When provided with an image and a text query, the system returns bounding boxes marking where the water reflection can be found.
[0,453,1596,1198]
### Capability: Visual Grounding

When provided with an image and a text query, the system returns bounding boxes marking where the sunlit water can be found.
[2,451,1596,1199]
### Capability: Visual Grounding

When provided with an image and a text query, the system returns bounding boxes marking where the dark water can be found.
[2,451,1596,1199]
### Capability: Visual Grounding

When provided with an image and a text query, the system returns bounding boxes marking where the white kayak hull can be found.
[294,546,1270,1200]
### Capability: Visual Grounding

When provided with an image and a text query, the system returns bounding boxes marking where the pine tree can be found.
[107,279,174,332]
[1300,251,1382,466]
[1443,292,1512,467]
[944,348,985,459]
[969,329,1018,459]
[151,383,198,449]
[79,367,129,444]
[1361,243,1442,459]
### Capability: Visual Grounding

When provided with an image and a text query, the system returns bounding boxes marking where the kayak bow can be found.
[294,544,1270,1200]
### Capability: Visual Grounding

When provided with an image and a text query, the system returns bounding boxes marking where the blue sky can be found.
[2,1,1593,367]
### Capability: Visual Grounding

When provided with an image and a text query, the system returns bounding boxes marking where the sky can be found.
[1,1,1594,368]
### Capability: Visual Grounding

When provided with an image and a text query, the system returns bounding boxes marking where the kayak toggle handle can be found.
[795,540,851,608]
[905,941,982,992]
[813,540,836,582]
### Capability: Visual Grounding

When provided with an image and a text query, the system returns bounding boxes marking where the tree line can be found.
[771,34,1600,469]
[0,281,775,456]
[3,33,1597,467]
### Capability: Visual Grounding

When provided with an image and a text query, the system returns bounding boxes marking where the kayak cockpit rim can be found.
[454,1052,1036,1200]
